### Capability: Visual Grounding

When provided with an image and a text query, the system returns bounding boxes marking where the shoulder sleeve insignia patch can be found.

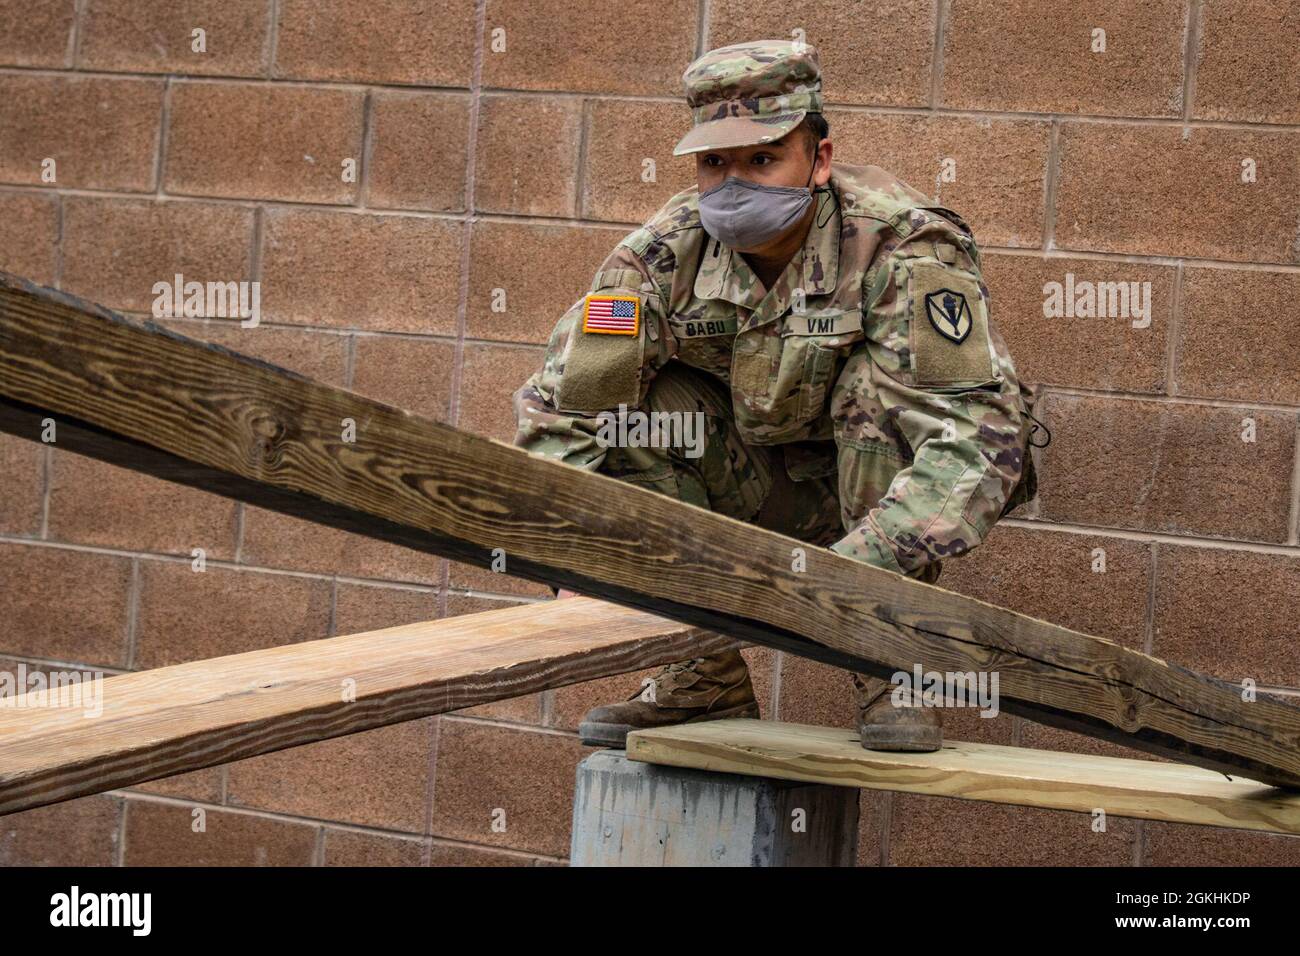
[924,289,972,344]
[582,294,640,335]
[908,260,996,387]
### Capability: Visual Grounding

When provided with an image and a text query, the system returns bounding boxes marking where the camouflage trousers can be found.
[599,360,842,545]
[598,361,940,699]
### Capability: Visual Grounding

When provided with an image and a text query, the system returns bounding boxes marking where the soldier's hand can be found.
[555,588,582,599]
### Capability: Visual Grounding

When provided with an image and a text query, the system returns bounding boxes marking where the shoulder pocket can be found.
[554,288,650,414]
[904,258,997,388]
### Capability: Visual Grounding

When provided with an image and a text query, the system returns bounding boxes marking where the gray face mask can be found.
[698,160,816,250]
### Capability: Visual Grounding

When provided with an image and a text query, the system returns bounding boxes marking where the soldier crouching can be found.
[513,39,1038,753]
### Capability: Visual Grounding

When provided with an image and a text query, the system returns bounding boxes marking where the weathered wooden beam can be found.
[2,270,1299,787]
[628,719,1300,836]
[0,598,734,816]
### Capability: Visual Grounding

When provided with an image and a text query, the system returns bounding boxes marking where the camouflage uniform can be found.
[512,40,1036,745]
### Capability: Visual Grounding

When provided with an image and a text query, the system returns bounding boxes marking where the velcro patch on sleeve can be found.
[908,260,996,387]
[582,294,640,335]
[591,268,645,293]
[555,291,646,414]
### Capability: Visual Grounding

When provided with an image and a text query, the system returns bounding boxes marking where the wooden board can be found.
[2,270,1300,787]
[0,597,735,816]
[628,719,1300,836]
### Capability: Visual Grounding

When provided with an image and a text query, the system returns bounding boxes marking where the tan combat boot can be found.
[577,649,760,747]
[852,672,942,752]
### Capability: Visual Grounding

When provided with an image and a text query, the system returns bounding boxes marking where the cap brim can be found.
[671,111,806,156]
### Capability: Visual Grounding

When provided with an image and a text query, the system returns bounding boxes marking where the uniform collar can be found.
[693,188,841,328]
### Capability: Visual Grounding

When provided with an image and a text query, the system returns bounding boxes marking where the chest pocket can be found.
[732,308,861,444]
[667,302,739,379]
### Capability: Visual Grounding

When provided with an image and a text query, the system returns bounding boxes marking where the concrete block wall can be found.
[0,0,1297,866]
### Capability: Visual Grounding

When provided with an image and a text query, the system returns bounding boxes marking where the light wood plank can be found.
[0,598,734,816]
[629,719,1300,835]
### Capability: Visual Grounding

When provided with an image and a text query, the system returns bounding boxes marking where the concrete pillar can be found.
[570,749,859,867]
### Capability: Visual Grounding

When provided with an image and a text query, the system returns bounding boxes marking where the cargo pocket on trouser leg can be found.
[624,361,774,520]
[682,412,773,521]
[754,454,842,546]
[601,442,688,503]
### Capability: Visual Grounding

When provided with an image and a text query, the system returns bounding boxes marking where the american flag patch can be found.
[582,294,640,335]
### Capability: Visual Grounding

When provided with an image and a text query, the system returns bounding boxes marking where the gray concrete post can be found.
[570,749,859,866]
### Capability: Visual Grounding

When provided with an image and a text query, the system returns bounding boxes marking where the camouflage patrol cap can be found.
[672,39,822,157]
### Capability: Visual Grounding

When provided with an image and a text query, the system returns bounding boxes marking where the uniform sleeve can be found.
[512,244,675,472]
[829,224,1028,575]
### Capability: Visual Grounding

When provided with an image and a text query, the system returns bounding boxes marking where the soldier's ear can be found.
[812,138,832,184]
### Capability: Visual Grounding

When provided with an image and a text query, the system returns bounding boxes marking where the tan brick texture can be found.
[0,1,1297,868]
